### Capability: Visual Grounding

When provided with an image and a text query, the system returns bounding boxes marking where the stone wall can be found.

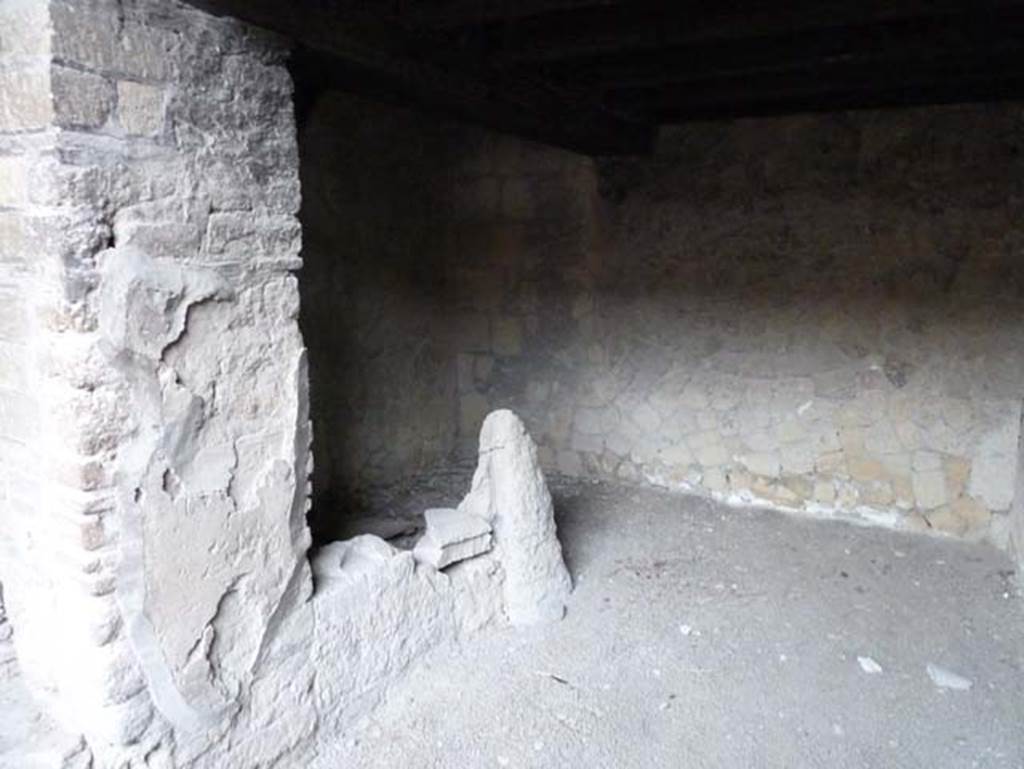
[1,6,571,767]
[303,98,1024,547]
[298,92,459,539]
[0,0,313,764]
[299,91,595,537]
[551,108,1024,543]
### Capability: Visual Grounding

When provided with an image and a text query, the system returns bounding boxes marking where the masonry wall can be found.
[299,93,458,538]
[299,91,595,540]
[0,1,314,765]
[468,105,1024,543]
[304,97,1024,547]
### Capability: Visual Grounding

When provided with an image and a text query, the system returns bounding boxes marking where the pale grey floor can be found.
[329,480,1024,769]
[4,482,1022,768]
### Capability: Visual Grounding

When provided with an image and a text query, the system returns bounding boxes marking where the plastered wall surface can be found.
[303,97,1024,546]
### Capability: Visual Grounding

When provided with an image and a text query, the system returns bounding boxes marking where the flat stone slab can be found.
[413,508,492,570]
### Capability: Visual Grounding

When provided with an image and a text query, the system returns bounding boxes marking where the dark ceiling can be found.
[186,1,1024,156]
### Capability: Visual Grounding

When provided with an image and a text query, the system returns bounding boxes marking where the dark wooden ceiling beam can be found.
[635,79,1024,122]
[488,0,1024,66]
[545,13,1024,90]
[397,0,625,29]
[183,0,654,156]
[608,50,1024,121]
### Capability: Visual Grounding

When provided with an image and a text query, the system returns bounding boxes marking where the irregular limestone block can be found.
[458,410,572,625]
[413,508,493,570]
[312,535,408,588]
[310,533,505,732]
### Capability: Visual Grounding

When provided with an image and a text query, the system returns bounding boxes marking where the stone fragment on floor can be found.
[926,663,973,690]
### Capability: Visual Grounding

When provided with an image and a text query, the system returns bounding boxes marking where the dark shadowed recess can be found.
[188,0,1024,156]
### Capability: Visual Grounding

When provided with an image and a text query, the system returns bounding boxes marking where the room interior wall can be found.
[299,93,1024,545]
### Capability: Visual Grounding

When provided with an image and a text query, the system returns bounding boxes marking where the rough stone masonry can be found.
[0,1,573,767]
[300,91,1024,560]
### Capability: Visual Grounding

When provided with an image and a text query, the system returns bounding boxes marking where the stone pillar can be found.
[0,0,314,764]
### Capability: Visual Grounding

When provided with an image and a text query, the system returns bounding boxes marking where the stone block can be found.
[925,507,968,536]
[967,414,1019,511]
[777,417,811,445]
[847,454,888,484]
[52,66,115,129]
[892,476,915,509]
[659,442,694,467]
[703,466,728,492]
[950,495,992,531]
[50,1,176,80]
[750,476,801,506]
[571,429,604,454]
[694,442,729,468]
[780,443,816,475]
[859,480,894,507]
[912,468,948,510]
[0,0,51,56]
[312,534,406,586]
[913,450,943,472]
[781,475,813,501]
[413,508,493,570]
[117,81,164,135]
[551,448,580,477]
[203,212,301,261]
[943,456,971,499]
[0,386,36,443]
[812,479,836,504]
[492,316,523,356]
[0,342,27,391]
[459,391,489,437]
[0,286,27,343]
[742,450,780,477]
[815,450,845,474]
[0,155,28,207]
[0,65,53,132]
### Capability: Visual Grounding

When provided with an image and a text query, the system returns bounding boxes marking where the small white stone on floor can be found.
[858,656,883,674]
[679,624,692,636]
[926,663,972,690]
